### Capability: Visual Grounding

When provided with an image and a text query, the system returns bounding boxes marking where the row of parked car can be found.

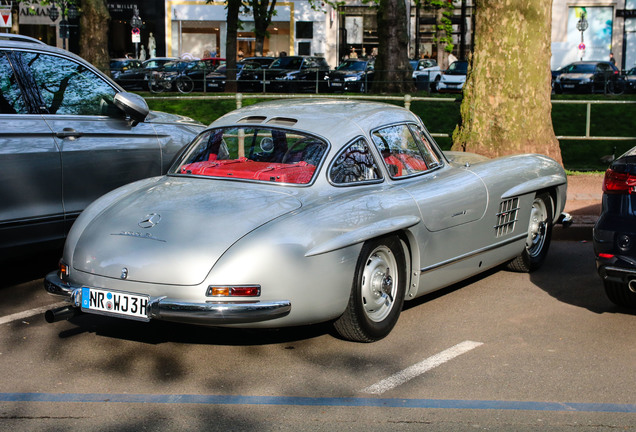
[110,55,470,94]
[552,60,636,94]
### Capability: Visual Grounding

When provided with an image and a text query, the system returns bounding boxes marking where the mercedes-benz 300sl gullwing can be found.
[45,99,568,342]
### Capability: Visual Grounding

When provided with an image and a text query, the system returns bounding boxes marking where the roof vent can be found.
[267,117,297,127]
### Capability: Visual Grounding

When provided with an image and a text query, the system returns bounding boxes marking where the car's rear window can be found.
[171,127,328,185]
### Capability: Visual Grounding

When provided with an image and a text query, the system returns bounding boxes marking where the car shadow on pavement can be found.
[530,240,636,316]
[57,313,336,346]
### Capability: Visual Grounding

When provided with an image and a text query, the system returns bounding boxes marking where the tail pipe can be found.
[629,279,636,294]
[45,305,80,323]
[557,212,573,227]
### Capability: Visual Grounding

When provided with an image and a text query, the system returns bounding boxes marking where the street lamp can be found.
[576,10,588,61]
[130,6,143,59]
[48,1,79,51]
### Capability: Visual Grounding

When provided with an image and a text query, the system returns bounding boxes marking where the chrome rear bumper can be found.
[44,272,291,325]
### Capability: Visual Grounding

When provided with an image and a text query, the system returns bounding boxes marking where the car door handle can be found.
[56,128,84,140]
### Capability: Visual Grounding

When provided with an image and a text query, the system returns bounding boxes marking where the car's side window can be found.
[17,52,116,116]
[330,138,382,184]
[0,53,28,114]
[371,124,435,178]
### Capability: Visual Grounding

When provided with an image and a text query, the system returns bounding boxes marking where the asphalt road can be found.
[0,240,635,432]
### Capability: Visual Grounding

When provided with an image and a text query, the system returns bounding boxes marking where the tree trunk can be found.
[251,0,276,56]
[225,0,240,93]
[451,0,562,165]
[373,0,414,94]
[80,0,110,75]
[435,8,445,66]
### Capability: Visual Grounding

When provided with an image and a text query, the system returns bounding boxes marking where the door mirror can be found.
[114,92,149,125]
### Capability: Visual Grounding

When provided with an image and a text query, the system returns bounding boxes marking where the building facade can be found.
[551,0,636,70]
[8,1,636,72]
[168,0,338,66]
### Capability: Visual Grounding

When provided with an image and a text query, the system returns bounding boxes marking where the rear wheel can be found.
[507,192,553,272]
[603,279,636,308]
[148,76,165,93]
[333,236,406,342]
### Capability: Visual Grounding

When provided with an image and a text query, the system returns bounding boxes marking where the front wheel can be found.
[176,75,194,93]
[333,236,406,342]
[507,192,553,272]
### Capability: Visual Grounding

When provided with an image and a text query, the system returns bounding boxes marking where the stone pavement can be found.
[553,173,604,241]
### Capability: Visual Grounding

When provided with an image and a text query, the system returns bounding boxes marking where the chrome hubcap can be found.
[360,246,398,322]
[526,198,548,258]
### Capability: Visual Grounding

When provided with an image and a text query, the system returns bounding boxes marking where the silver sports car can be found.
[45,99,568,342]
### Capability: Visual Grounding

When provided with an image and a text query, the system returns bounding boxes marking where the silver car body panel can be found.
[47,99,567,328]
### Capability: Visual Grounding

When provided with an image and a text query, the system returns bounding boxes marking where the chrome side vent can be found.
[495,198,519,237]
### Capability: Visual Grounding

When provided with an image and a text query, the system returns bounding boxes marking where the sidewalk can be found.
[553,173,604,241]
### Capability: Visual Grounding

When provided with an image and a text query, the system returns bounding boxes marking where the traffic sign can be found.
[132,27,140,43]
[0,7,11,28]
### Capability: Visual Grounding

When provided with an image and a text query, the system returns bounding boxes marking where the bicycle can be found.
[148,71,194,94]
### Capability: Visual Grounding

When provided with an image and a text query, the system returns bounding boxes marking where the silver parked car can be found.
[0,39,205,256]
[45,99,568,342]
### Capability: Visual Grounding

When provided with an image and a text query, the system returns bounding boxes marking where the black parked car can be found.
[204,61,264,92]
[263,56,330,93]
[110,58,143,80]
[625,67,636,93]
[183,58,226,90]
[328,58,374,93]
[114,57,178,90]
[553,61,625,94]
[593,146,636,308]
[0,40,205,256]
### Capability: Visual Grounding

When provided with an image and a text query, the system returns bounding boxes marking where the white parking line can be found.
[360,340,484,395]
[0,302,68,326]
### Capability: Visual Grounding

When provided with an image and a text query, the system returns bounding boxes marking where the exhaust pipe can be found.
[45,306,80,323]
[557,212,573,228]
[629,280,636,294]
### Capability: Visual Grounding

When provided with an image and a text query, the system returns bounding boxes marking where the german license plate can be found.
[331,82,342,86]
[564,84,574,88]
[81,287,150,321]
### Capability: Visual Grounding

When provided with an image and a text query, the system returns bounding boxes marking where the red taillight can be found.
[603,168,636,194]
[206,286,261,297]
[598,253,615,259]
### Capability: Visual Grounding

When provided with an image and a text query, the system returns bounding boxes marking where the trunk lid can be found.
[73,177,301,285]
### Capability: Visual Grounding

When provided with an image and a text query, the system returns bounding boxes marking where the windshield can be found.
[270,57,303,70]
[171,127,328,185]
[337,60,367,71]
[447,61,468,73]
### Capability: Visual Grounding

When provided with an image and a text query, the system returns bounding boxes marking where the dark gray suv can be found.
[0,39,205,256]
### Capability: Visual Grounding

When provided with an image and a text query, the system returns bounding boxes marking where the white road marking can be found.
[360,340,484,395]
[0,302,68,326]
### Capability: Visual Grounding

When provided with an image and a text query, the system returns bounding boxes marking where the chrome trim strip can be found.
[149,298,291,324]
[44,272,291,324]
[420,233,527,273]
